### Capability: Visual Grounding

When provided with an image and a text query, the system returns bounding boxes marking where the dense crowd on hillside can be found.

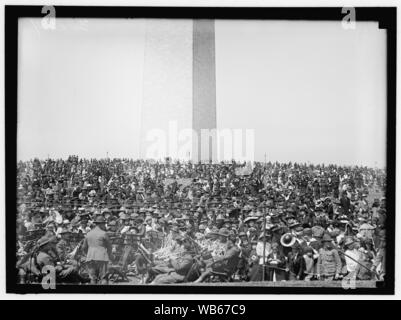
[16,156,386,285]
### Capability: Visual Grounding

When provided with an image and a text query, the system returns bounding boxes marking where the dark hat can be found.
[344,237,355,247]
[78,212,90,218]
[291,241,301,249]
[303,246,314,254]
[294,226,304,233]
[284,213,295,220]
[271,224,282,233]
[288,221,301,229]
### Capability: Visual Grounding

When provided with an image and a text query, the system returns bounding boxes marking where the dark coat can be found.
[287,251,306,279]
[266,252,287,281]
[340,195,351,215]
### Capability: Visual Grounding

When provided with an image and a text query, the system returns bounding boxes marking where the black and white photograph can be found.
[3,3,397,297]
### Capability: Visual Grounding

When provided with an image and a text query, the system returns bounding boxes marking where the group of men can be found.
[16,157,387,285]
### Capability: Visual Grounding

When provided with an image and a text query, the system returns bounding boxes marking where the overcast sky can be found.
[18,18,386,167]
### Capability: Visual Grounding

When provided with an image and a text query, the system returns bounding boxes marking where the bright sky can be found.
[18,18,386,167]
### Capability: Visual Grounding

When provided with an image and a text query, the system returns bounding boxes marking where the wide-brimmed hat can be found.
[108,220,117,226]
[288,221,301,229]
[244,216,258,223]
[312,225,325,238]
[60,228,72,235]
[302,228,312,237]
[78,211,90,218]
[321,234,333,242]
[294,226,304,233]
[344,237,355,247]
[218,228,230,237]
[93,216,106,224]
[37,235,57,248]
[270,224,282,233]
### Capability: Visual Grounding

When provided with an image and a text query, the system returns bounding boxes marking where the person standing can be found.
[82,215,112,284]
[316,234,342,281]
[287,242,306,280]
[266,243,287,281]
[343,238,362,277]
[249,233,272,281]
[302,246,319,281]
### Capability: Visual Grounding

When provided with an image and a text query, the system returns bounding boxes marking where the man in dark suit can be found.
[340,191,351,216]
[287,242,306,280]
[82,215,112,284]
[266,242,287,281]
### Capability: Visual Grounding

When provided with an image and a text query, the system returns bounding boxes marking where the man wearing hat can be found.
[210,228,230,258]
[316,234,342,280]
[151,237,195,284]
[266,242,287,281]
[194,236,240,283]
[56,229,71,262]
[77,218,90,234]
[249,231,272,282]
[287,242,305,280]
[82,215,112,284]
[106,220,118,233]
[18,235,57,283]
[237,232,252,280]
[118,214,131,234]
[343,237,362,277]
[144,215,154,232]
[34,235,84,283]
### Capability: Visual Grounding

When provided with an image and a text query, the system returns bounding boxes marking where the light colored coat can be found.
[316,248,342,276]
[83,226,112,262]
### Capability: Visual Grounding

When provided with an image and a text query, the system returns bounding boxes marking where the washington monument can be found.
[140,19,217,162]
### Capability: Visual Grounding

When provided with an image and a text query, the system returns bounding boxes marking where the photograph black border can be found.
[5,5,396,294]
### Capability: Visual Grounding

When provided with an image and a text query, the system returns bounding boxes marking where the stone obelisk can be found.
[192,20,217,163]
[140,19,217,162]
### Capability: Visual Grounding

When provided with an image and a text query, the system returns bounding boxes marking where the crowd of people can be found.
[16,156,387,285]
